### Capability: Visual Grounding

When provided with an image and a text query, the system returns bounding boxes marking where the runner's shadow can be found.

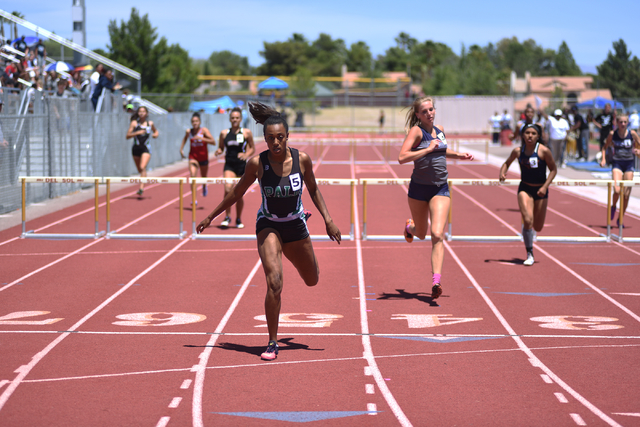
[495,208,520,212]
[378,289,440,306]
[191,338,323,356]
[484,258,524,265]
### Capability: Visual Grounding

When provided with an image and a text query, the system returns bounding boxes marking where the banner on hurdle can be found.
[360,178,637,243]
[189,177,357,241]
[104,177,188,240]
[20,177,106,240]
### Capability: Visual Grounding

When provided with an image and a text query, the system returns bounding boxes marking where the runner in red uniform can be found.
[180,112,215,202]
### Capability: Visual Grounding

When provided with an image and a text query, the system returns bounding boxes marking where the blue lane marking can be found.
[382,336,504,343]
[211,411,381,422]
[494,292,591,297]
[572,262,640,267]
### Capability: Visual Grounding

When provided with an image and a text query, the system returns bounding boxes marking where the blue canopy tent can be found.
[258,76,288,90]
[575,96,624,110]
[188,96,237,113]
[626,103,640,113]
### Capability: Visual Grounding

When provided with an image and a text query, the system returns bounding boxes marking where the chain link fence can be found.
[0,90,261,215]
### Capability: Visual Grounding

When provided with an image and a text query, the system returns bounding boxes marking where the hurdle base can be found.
[192,234,348,241]
[535,235,609,243]
[448,235,522,242]
[21,230,106,240]
[363,234,433,242]
[107,231,187,240]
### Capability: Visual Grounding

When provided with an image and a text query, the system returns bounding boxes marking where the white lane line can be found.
[364,366,372,376]
[168,397,182,408]
[366,384,375,394]
[452,185,640,324]
[180,379,192,390]
[352,148,412,427]
[0,238,191,413]
[571,413,587,425]
[367,403,377,414]
[541,374,553,384]
[555,392,569,403]
[613,413,640,417]
[444,241,622,427]
[155,416,171,427]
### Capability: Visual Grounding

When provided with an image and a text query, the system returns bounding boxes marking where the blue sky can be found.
[9,1,640,74]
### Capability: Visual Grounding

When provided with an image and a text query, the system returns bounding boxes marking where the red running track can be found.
[0,139,639,426]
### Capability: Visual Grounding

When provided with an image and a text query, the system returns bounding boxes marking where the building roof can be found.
[529,76,593,94]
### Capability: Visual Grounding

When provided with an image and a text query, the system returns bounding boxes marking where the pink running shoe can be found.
[260,340,279,361]
[404,219,414,243]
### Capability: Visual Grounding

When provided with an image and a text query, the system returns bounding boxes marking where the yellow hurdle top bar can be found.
[360,178,640,187]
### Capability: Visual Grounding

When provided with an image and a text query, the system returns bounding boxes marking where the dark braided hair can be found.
[248,102,288,133]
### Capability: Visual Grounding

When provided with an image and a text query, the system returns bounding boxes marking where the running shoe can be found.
[260,340,279,361]
[221,216,231,228]
[431,283,442,299]
[523,252,535,266]
[304,210,312,221]
[202,184,208,197]
[616,218,625,228]
[610,205,616,221]
[404,219,414,243]
[136,189,144,197]
[236,218,244,229]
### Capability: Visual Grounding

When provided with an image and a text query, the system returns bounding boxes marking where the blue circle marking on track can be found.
[210,411,381,422]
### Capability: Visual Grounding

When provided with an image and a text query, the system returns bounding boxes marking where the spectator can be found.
[89,64,104,99]
[593,103,615,152]
[35,39,46,66]
[13,36,29,56]
[511,106,535,143]
[544,109,570,167]
[379,109,385,133]
[91,69,121,111]
[490,111,501,144]
[629,109,640,132]
[570,106,589,161]
[501,109,512,130]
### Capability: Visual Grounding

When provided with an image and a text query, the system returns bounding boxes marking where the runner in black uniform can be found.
[198,102,341,361]
[500,124,557,266]
[126,106,159,196]
[216,107,255,228]
[600,115,640,226]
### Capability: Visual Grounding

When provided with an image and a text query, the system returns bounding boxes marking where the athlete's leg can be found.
[223,169,236,218]
[407,197,430,240]
[428,195,450,275]
[611,168,623,216]
[518,190,535,230]
[138,152,151,191]
[257,228,284,342]
[282,237,319,287]
[188,160,199,178]
[620,170,634,221]
[532,198,548,232]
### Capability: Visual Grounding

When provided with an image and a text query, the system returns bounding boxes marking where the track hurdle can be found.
[20,176,105,239]
[190,177,357,241]
[610,180,640,243]
[104,177,188,240]
[451,140,490,165]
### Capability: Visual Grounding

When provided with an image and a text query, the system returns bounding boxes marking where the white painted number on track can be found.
[0,311,63,325]
[391,314,483,328]
[530,316,623,330]
[113,312,206,327]
[254,313,343,328]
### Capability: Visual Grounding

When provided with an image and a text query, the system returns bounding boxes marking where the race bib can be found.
[529,157,539,168]
[236,133,245,143]
[289,173,302,191]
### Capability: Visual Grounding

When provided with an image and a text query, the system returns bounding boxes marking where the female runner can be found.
[180,112,215,201]
[215,107,255,228]
[399,97,474,299]
[126,106,159,196]
[500,124,557,266]
[197,102,341,361]
[600,115,640,226]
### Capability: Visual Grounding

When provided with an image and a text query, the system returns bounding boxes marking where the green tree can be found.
[380,32,417,72]
[555,41,581,76]
[207,50,253,75]
[597,39,640,98]
[346,41,372,73]
[258,33,310,75]
[308,33,347,76]
[105,8,197,93]
[459,45,498,95]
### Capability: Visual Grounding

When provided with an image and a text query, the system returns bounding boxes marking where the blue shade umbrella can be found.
[258,76,289,90]
[11,36,40,46]
[188,95,237,113]
[45,62,75,73]
[575,96,624,109]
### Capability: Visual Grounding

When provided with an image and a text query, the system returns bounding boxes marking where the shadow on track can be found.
[377,288,440,306]
[484,258,526,265]
[185,338,323,356]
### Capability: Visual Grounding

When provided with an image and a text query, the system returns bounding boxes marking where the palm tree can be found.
[11,11,24,40]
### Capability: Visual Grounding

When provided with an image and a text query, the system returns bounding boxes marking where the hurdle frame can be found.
[20,176,106,239]
[104,177,188,240]
[190,177,357,241]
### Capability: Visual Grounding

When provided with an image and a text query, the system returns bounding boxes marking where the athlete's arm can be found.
[215,130,226,156]
[600,131,614,167]
[499,148,520,181]
[300,151,341,244]
[398,126,438,164]
[538,145,557,197]
[197,157,259,233]
[179,130,189,159]
[201,128,215,145]
[238,129,255,161]
[150,121,159,138]
[126,120,139,139]
[631,130,640,156]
